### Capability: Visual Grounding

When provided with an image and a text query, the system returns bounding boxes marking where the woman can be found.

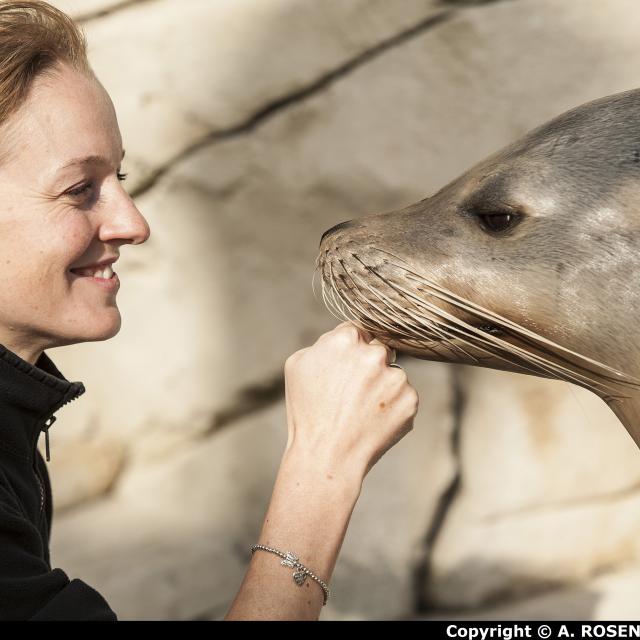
[0,1,419,620]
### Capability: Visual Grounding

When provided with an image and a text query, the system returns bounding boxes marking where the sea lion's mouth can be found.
[477,323,503,336]
[381,320,490,338]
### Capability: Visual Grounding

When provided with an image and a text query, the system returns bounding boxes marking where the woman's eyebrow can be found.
[54,149,126,174]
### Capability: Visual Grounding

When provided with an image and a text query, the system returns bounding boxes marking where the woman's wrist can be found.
[279,443,365,502]
[256,445,362,580]
[225,443,364,619]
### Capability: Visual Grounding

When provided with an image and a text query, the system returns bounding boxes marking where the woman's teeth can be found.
[73,264,115,279]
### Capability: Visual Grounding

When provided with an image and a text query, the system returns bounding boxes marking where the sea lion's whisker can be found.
[325,258,383,334]
[376,285,480,360]
[373,249,640,388]
[395,303,482,362]
[358,258,522,363]
[438,320,601,385]
[327,261,350,317]
[319,272,333,315]
[325,262,351,322]
[321,286,346,324]
[420,305,615,393]
[331,280,356,321]
[342,263,437,341]
[334,255,408,336]
[339,277,406,336]
[321,268,341,320]
[403,293,608,388]
[329,261,368,325]
[413,277,633,391]
[312,267,322,304]
[388,276,614,391]
[346,266,472,359]
[348,251,508,361]
[372,250,639,389]
[341,252,446,343]
[346,255,485,361]
[377,275,547,369]
[351,253,588,383]
[347,253,469,349]
[334,263,462,358]
[335,276,383,333]
[366,264,619,394]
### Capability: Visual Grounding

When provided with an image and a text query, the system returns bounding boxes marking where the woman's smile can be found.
[68,268,120,292]
[68,256,121,292]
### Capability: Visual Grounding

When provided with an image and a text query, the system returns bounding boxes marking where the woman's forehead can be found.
[0,65,122,179]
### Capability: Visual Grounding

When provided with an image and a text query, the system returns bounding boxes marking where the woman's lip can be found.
[69,257,119,271]
[68,270,120,291]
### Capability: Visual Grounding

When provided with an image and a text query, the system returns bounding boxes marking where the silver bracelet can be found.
[251,544,330,606]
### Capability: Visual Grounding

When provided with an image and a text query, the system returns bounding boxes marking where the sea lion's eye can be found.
[478,213,516,234]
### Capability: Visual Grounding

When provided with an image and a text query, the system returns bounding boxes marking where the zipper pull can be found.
[42,415,57,462]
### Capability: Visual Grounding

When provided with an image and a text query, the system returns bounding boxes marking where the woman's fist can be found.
[283,321,419,483]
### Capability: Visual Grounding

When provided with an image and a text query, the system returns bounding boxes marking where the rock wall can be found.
[44,0,640,620]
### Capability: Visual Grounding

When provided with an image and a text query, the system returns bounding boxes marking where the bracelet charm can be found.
[251,544,330,605]
[281,552,308,585]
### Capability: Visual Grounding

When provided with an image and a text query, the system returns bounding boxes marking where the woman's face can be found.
[0,62,150,364]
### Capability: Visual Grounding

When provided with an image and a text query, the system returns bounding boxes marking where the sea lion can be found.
[316,88,640,449]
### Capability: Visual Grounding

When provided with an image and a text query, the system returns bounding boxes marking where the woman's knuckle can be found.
[405,388,419,413]
[322,325,357,349]
[389,367,408,384]
[367,344,389,363]
[285,348,307,369]
[339,324,361,343]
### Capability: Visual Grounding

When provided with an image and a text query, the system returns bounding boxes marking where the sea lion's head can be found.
[317,89,640,402]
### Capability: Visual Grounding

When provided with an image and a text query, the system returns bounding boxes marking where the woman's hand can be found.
[283,321,419,486]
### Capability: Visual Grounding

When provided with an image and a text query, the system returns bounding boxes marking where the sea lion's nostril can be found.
[319,220,355,247]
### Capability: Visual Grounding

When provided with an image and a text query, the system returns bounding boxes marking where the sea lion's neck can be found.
[603,394,640,449]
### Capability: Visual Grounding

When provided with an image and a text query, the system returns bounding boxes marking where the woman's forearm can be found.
[224,447,363,620]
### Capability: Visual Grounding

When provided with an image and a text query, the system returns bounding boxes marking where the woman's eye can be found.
[67,182,94,198]
[117,172,128,182]
[477,212,517,234]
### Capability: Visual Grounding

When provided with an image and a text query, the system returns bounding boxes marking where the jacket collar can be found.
[0,344,85,464]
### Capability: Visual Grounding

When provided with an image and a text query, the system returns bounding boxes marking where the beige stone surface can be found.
[418,564,640,621]
[47,437,126,512]
[425,486,640,609]
[80,0,447,192]
[425,367,640,608]
[52,0,131,20]
[455,369,640,514]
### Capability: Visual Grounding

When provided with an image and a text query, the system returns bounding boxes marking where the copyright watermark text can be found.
[445,624,640,640]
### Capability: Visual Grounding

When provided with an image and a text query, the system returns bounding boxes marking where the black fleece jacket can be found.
[0,344,117,620]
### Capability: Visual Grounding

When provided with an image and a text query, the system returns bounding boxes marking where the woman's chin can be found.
[69,310,122,343]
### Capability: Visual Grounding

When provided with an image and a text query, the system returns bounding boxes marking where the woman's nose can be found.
[127,200,151,245]
[100,188,151,245]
